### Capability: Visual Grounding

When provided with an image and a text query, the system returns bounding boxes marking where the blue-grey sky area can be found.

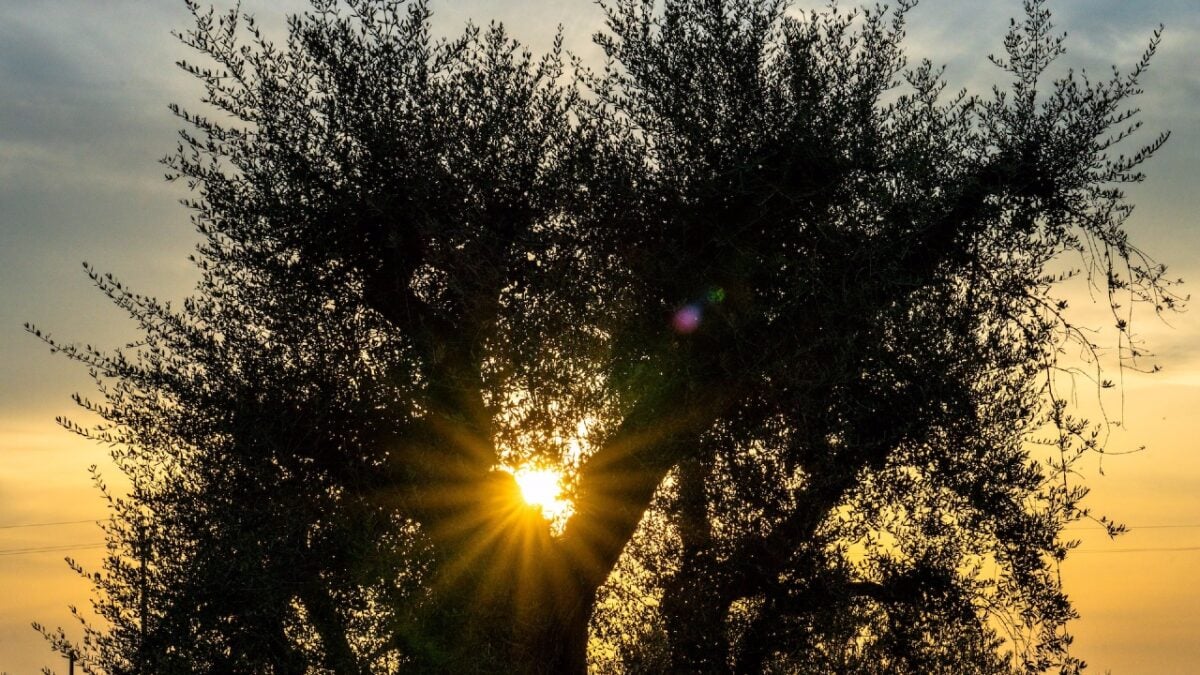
[2,1,1197,672]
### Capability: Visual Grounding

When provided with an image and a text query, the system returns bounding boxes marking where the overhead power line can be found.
[0,543,105,557]
[1073,545,1200,554]
[0,518,109,530]
[1062,524,1200,532]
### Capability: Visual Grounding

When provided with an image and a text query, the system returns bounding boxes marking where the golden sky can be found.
[2,1,1197,672]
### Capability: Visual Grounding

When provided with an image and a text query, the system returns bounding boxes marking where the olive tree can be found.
[32,0,1178,672]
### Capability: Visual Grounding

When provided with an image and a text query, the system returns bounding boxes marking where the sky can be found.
[1,0,1197,672]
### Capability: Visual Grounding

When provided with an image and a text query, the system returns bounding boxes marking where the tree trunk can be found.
[397,470,596,673]
[399,569,594,673]
[662,456,732,674]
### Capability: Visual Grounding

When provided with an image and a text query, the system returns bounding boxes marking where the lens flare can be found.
[672,304,703,333]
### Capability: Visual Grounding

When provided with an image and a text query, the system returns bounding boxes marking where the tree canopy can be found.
[30,0,1180,672]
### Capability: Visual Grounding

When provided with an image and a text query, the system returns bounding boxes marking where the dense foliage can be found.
[31,0,1178,672]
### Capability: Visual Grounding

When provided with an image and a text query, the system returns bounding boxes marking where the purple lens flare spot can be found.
[672,304,703,334]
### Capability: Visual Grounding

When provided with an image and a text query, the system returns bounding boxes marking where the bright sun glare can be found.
[510,467,572,521]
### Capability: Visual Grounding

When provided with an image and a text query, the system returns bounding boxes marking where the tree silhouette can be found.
[30,0,1180,672]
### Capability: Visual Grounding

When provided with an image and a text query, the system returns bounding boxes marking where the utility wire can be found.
[0,543,105,557]
[0,518,109,530]
[1064,523,1200,531]
[1073,545,1200,554]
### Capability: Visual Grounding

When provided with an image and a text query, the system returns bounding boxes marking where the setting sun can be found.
[510,467,572,521]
